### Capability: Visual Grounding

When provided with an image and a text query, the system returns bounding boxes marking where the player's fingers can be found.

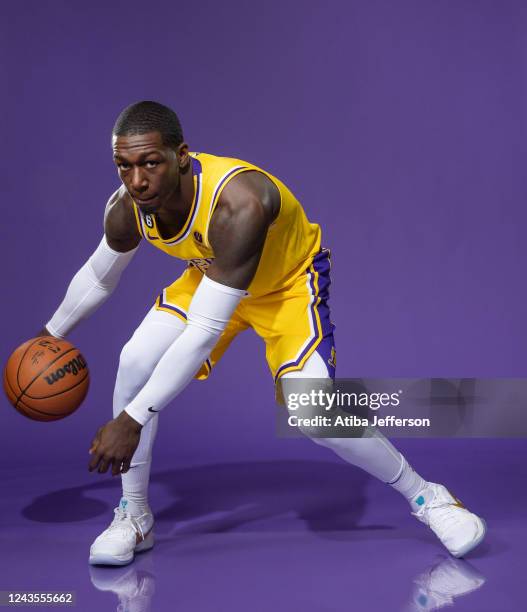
[98,456,112,474]
[89,428,103,454]
[111,458,123,477]
[88,450,102,472]
[120,458,131,474]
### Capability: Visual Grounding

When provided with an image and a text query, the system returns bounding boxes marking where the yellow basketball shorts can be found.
[154,249,336,382]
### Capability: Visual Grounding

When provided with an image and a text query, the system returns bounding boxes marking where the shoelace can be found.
[106,508,146,541]
[415,496,462,533]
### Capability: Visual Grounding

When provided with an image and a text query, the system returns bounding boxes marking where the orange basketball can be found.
[3,336,89,421]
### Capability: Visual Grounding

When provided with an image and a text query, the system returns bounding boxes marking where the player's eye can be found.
[145,160,160,168]
[118,163,131,171]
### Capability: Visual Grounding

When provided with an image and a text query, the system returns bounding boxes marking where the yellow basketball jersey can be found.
[132,153,322,296]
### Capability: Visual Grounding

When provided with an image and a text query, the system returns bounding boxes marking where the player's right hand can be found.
[88,411,143,476]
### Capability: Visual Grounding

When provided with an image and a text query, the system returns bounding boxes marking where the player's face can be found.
[112,132,187,214]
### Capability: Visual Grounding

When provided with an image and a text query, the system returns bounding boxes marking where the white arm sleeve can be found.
[46,236,138,338]
[124,275,245,426]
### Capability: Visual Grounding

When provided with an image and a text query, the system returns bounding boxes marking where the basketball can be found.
[3,336,89,421]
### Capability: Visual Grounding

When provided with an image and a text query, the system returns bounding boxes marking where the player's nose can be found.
[130,167,148,192]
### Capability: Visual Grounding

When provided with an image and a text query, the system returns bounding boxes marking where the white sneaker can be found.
[89,502,154,566]
[412,483,486,558]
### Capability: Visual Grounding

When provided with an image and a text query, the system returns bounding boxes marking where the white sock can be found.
[389,455,427,510]
[121,462,152,516]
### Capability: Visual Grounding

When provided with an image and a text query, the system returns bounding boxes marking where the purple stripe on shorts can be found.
[274,249,335,381]
[157,293,188,320]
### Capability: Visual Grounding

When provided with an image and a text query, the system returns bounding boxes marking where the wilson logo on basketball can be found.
[44,354,88,385]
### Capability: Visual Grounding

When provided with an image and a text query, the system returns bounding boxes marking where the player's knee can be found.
[311,436,348,450]
[312,432,373,456]
[295,421,323,439]
[118,339,153,385]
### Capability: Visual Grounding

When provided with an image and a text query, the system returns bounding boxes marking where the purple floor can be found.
[1,439,525,611]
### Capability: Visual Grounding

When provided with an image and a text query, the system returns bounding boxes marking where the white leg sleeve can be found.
[46,236,138,338]
[114,308,186,515]
[281,352,405,483]
[123,275,245,426]
[113,308,186,464]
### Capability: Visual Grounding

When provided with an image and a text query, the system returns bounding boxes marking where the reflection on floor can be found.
[2,441,525,611]
[89,553,486,612]
[406,557,485,611]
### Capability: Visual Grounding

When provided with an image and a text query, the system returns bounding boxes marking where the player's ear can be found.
[177,143,190,169]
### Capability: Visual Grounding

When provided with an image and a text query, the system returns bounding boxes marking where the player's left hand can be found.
[88,411,143,475]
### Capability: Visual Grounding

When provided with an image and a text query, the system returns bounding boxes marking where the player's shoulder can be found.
[209,173,279,250]
[104,186,141,250]
[214,170,280,227]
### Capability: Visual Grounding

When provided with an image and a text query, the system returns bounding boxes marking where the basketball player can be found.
[40,102,486,565]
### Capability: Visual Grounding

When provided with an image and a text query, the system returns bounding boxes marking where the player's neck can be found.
[156,162,195,224]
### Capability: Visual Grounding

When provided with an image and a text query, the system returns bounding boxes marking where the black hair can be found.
[112,101,184,149]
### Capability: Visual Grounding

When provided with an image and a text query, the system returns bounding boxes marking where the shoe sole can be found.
[89,531,154,566]
[452,517,487,558]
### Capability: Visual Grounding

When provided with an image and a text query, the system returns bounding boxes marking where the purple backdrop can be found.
[2,3,527,610]
[1,0,526,469]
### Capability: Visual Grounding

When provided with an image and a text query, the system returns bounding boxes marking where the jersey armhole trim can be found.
[205,167,283,246]
[132,202,146,239]
[204,165,248,247]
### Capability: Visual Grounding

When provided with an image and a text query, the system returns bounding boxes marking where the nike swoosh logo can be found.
[146,233,159,241]
[147,407,159,413]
